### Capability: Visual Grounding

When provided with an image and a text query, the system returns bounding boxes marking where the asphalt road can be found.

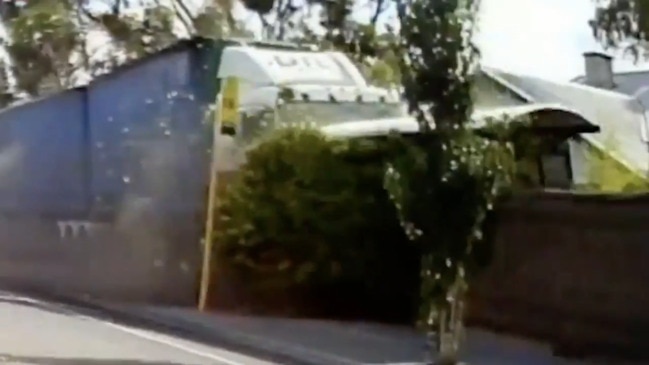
[0,292,276,365]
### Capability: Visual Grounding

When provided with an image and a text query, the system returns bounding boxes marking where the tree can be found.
[238,0,400,87]
[590,0,649,58]
[240,0,374,42]
[383,0,515,363]
[4,1,81,95]
[0,0,252,97]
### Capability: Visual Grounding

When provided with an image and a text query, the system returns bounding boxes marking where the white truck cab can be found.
[216,43,406,142]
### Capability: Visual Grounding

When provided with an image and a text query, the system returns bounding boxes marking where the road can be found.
[0,292,276,365]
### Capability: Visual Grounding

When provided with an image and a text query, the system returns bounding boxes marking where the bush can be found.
[215,128,420,322]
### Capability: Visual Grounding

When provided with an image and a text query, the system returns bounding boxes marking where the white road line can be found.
[102,321,250,365]
[364,363,426,365]
[3,292,428,365]
[0,292,266,365]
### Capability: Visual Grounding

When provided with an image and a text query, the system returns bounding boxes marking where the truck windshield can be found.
[276,102,407,127]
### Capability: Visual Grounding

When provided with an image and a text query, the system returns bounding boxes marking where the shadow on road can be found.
[0,354,194,365]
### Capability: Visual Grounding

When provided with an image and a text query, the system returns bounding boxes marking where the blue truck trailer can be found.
[0,37,404,223]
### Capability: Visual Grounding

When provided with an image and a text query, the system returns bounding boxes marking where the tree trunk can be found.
[428,283,466,365]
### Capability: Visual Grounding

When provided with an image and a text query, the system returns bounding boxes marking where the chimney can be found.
[583,51,614,89]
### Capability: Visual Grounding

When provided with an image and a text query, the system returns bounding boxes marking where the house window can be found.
[539,142,572,189]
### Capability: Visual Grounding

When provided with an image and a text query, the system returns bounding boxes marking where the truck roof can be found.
[217,45,368,88]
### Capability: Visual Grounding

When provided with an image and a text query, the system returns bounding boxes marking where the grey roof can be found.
[483,66,649,176]
[573,70,649,97]
[472,104,598,133]
[321,104,597,138]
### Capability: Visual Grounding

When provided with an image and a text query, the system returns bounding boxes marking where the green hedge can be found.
[215,128,420,322]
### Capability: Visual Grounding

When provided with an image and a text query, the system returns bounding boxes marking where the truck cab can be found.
[214,41,406,144]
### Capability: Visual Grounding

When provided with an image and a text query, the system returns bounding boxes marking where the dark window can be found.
[539,141,572,189]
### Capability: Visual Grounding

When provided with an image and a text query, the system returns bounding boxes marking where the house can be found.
[473,56,649,191]
[572,52,649,100]
[323,103,599,188]
[322,70,604,190]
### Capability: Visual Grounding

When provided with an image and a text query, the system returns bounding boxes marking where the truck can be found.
[0,37,408,229]
[208,39,407,170]
[0,37,410,304]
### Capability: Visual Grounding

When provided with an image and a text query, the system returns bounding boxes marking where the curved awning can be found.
[322,103,600,139]
[473,103,600,134]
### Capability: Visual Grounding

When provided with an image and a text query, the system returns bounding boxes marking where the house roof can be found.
[472,104,599,133]
[321,104,598,138]
[572,69,649,97]
[482,66,649,177]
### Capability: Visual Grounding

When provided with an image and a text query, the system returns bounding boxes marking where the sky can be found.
[3,0,649,84]
[474,0,649,81]
[234,0,649,82]
[477,0,598,81]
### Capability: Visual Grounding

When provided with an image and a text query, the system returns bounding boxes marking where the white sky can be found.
[237,0,649,82]
[475,0,649,81]
[477,0,599,81]
[3,0,649,83]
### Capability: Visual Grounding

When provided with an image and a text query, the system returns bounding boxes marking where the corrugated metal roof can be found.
[573,69,649,97]
[472,103,592,127]
[321,104,597,138]
[483,66,649,176]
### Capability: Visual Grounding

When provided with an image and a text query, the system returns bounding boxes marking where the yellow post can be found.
[198,77,240,312]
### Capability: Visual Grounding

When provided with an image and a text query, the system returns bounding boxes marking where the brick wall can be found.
[468,190,649,358]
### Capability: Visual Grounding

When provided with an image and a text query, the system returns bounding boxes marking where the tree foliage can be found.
[0,0,252,97]
[0,0,400,96]
[5,1,80,95]
[218,129,361,286]
[238,0,400,87]
[591,0,649,58]
[216,128,420,321]
[383,0,516,362]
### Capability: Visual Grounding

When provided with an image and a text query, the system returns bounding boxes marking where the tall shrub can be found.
[216,128,419,321]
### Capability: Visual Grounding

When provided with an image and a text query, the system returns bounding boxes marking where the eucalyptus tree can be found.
[590,0,649,58]
[384,0,515,363]
[0,0,249,97]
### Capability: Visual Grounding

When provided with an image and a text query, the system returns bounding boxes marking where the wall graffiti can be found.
[56,221,106,239]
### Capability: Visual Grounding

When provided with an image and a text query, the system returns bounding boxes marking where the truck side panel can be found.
[0,89,87,216]
[86,46,210,217]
